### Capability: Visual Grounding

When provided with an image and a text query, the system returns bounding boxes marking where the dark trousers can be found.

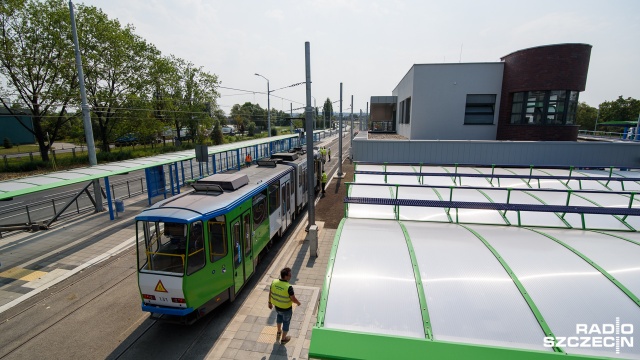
[322,182,326,194]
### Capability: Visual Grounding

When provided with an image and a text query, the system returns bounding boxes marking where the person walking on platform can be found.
[321,170,327,195]
[328,147,331,162]
[245,153,252,167]
[268,267,301,345]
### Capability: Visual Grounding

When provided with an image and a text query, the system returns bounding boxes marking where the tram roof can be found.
[310,163,640,360]
[136,163,293,221]
[0,134,297,200]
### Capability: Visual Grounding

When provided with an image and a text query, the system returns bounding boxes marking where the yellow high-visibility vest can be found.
[322,173,327,183]
[270,279,292,309]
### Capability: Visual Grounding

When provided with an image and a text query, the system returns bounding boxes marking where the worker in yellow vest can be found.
[268,267,301,344]
[321,170,327,195]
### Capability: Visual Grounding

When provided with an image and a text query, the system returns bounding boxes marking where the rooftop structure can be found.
[310,163,640,360]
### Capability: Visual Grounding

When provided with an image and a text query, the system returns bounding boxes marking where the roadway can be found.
[0,130,351,359]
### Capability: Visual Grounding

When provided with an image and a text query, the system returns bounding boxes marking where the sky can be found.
[79,0,640,115]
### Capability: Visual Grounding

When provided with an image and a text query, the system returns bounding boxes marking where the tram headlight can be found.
[142,294,156,300]
[172,297,186,304]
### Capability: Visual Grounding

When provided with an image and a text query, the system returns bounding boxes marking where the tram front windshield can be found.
[137,220,193,275]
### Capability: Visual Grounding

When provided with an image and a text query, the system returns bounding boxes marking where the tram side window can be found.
[208,219,227,263]
[302,169,307,193]
[269,181,280,215]
[253,190,267,229]
[187,221,205,275]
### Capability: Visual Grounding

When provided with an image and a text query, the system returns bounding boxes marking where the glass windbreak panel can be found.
[252,191,267,228]
[208,218,227,263]
[187,221,205,275]
[137,220,186,275]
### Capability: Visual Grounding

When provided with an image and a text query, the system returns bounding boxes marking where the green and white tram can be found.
[135,160,302,323]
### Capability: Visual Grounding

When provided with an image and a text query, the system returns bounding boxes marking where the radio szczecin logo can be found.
[543,317,634,354]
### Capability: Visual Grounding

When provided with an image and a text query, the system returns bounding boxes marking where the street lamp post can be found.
[254,73,271,137]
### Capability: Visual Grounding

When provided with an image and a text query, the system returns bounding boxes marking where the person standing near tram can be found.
[268,267,301,344]
[245,152,252,167]
[327,147,331,162]
[321,170,327,195]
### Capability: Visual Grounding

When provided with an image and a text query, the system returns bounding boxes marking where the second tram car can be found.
[135,150,323,323]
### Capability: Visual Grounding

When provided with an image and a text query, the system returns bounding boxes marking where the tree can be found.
[323,98,334,129]
[598,96,640,124]
[1,0,78,161]
[247,121,256,136]
[576,102,598,131]
[76,4,160,152]
[210,119,223,145]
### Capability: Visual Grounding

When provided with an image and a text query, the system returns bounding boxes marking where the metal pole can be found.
[366,101,369,131]
[350,95,354,149]
[70,0,102,212]
[267,81,271,137]
[305,42,318,258]
[338,83,343,177]
[594,107,600,133]
[290,103,293,135]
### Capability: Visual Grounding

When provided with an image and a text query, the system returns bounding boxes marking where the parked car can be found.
[221,126,235,135]
[114,134,137,147]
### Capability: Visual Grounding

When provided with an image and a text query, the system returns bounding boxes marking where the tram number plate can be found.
[158,296,169,302]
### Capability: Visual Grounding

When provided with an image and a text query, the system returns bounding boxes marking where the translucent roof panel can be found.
[474,226,640,359]
[406,222,550,351]
[450,189,507,224]
[354,174,385,183]
[387,175,421,185]
[541,229,640,297]
[354,164,384,172]
[563,213,629,231]
[622,216,640,230]
[566,179,610,191]
[422,177,456,187]
[324,218,424,338]
[347,185,395,219]
[396,187,449,222]
[496,191,567,227]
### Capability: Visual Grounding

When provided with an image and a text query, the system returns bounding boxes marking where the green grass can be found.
[0,144,40,155]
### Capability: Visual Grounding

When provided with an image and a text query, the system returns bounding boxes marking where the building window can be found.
[399,100,405,124]
[404,97,411,124]
[464,94,496,125]
[510,90,579,125]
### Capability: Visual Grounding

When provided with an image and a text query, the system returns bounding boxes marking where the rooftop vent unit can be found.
[193,173,249,191]
[271,152,299,161]
[257,159,279,167]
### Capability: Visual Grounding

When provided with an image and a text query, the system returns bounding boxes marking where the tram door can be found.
[281,180,290,229]
[231,210,253,292]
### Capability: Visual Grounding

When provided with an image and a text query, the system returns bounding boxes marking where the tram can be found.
[135,149,322,323]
